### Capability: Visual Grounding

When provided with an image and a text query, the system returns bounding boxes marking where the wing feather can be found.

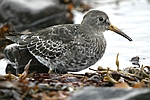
[26,26,74,65]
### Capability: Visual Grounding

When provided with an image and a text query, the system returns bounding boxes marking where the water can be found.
[0,0,150,74]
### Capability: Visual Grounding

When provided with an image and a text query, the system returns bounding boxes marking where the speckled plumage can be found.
[6,10,132,73]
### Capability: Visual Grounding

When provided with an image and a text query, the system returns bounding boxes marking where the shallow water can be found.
[0,0,150,74]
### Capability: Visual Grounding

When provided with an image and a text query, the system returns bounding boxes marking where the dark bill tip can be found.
[108,24,133,41]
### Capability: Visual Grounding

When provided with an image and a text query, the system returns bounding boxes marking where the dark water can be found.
[0,0,150,74]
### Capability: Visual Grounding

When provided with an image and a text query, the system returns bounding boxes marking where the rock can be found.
[59,0,91,12]
[129,56,140,67]
[0,0,73,32]
[67,87,150,100]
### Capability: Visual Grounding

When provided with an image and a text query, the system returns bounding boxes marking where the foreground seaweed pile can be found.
[0,54,150,100]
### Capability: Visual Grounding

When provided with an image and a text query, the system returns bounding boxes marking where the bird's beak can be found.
[108,23,133,41]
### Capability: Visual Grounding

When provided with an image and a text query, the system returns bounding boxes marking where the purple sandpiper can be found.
[5,10,132,73]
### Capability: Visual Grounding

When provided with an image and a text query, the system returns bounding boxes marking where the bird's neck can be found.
[78,24,105,38]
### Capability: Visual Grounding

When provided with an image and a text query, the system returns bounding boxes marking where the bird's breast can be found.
[62,35,106,71]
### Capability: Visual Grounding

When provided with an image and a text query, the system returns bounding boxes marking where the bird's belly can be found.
[58,38,106,72]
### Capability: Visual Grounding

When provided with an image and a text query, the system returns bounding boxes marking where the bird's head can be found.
[81,10,132,41]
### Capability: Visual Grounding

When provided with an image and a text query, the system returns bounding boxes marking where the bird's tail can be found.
[6,31,32,46]
[6,32,23,42]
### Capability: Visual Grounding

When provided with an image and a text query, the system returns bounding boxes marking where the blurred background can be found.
[0,0,150,74]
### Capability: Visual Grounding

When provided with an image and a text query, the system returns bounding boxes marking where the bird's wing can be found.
[6,25,76,66]
[26,26,75,60]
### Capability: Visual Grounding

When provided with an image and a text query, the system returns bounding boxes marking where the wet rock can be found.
[0,0,74,32]
[59,0,91,12]
[0,23,15,58]
[130,56,140,67]
[68,87,150,100]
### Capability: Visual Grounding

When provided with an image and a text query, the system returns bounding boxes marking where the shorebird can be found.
[5,10,132,73]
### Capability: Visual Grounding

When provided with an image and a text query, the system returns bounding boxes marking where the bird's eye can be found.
[99,17,103,21]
